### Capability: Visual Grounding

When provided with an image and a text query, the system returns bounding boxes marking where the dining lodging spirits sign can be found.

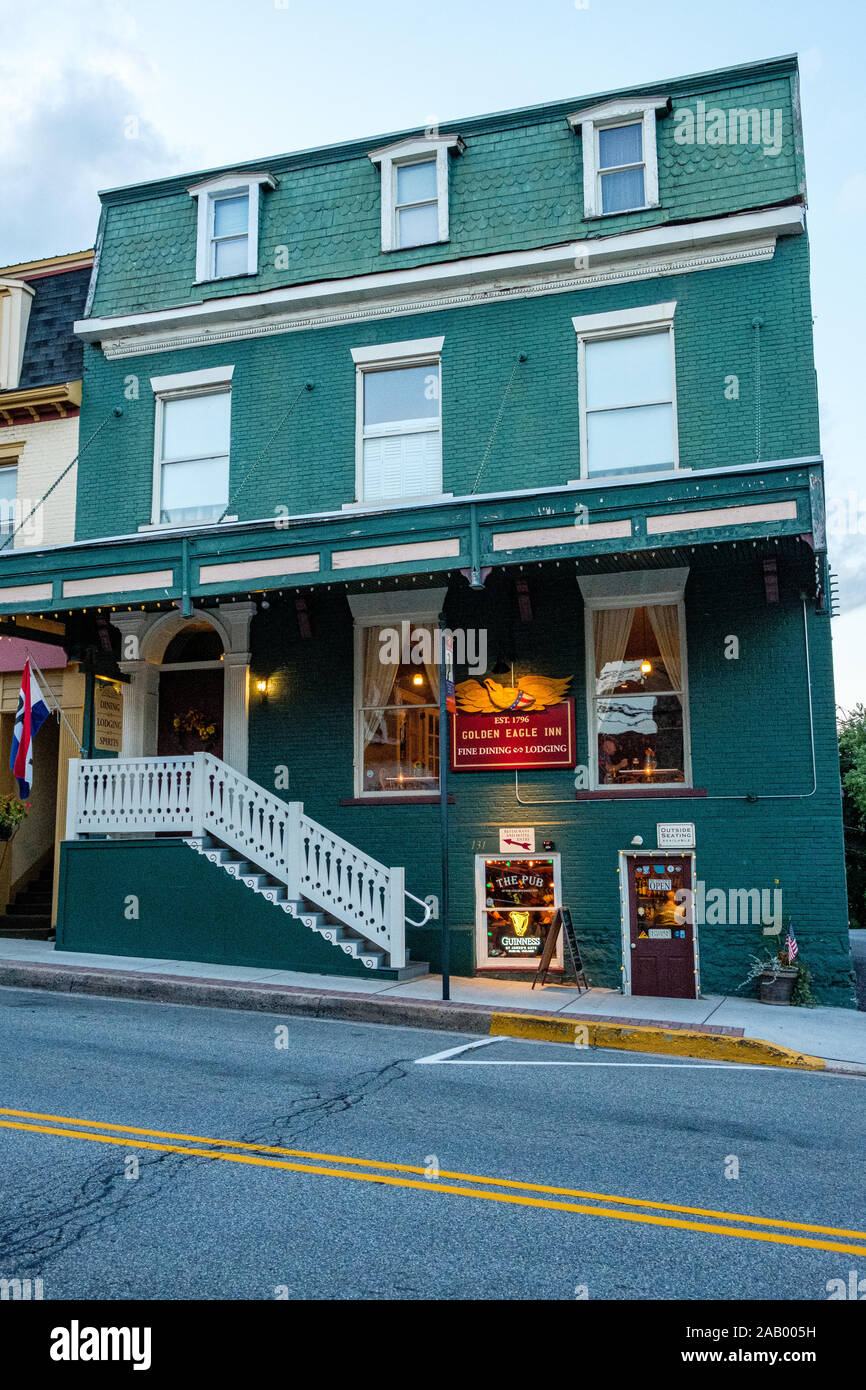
[450,674,576,771]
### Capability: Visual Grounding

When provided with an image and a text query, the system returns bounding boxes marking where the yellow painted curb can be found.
[489,1012,826,1070]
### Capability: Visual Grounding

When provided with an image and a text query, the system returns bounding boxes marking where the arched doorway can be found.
[113,602,254,773]
[156,623,224,759]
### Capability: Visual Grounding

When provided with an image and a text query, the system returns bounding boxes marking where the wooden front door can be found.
[157,668,224,760]
[626,854,695,998]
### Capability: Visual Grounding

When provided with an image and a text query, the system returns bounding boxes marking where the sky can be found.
[0,0,863,708]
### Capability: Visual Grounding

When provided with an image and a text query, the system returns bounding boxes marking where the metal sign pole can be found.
[439,614,452,1001]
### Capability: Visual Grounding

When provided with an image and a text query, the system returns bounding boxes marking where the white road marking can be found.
[414,1035,510,1064]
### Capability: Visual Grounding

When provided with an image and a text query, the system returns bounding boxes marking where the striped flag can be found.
[10,660,50,799]
[785,924,799,963]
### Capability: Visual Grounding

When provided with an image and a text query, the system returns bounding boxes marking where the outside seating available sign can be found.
[450,700,576,771]
[656,822,696,849]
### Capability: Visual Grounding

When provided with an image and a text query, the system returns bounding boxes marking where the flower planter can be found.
[759,966,798,1005]
[0,825,13,841]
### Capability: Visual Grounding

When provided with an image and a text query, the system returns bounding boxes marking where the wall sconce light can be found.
[255,678,270,698]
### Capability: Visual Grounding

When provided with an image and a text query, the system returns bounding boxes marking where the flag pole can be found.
[23,650,84,755]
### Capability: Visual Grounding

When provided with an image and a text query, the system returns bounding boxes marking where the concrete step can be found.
[0,916,53,939]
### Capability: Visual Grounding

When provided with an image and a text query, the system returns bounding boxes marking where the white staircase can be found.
[66,753,432,972]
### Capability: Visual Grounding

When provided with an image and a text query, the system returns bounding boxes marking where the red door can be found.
[626,854,695,998]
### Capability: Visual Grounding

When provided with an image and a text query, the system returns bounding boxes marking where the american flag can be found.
[785,925,799,962]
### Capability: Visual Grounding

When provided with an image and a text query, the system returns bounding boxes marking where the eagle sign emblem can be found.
[455,675,572,715]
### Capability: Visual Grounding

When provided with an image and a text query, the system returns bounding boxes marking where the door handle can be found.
[630,942,636,949]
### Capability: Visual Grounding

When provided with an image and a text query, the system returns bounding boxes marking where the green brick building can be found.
[0,55,853,1002]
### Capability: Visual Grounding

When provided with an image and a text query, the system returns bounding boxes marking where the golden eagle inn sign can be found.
[451,676,576,771]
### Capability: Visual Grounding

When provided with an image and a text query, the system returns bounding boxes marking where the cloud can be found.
[0,67,181,264]
[0,1,186,264]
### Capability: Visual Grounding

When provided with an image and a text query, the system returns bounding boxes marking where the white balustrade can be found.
[65,753,419,967]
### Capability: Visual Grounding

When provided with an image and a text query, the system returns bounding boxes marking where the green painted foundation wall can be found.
[56,838,396,979]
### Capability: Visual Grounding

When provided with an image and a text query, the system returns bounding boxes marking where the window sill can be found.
[138,516,238,532]
[342,493,453,512]
[380,239,449,254]
[193,273,258,286]
[340,795,455,806]
[582,204,659,220]
[575,787,705,800]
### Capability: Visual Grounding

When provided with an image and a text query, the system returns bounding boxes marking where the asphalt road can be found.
[0,985,864,1301]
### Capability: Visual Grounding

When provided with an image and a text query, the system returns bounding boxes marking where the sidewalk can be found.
[1,938,865,1073]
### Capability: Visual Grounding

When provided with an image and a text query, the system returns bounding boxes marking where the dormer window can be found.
[368,135,464,253]
[567,96,668,219]
[188,171,276,283]
[0,278,35,391]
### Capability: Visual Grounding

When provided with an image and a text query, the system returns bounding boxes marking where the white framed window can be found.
[368,135,463,252]
[572,302,678,478]
[188,171,276,282]
[579,570,691,792]
[350,337,444,502]
[150,366,235,526]
[348,590,446,798]
[0,463,18,536]
[567,97,668,219]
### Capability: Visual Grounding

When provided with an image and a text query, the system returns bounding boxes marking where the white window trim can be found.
[578,569,692,793]
[0,279,35,391]
[0,461,19,536]
[572,301,678,481]
[150,366,235,528]
[567,97,667,219]
[188,171,276,283]
[368,136,463,252]
[474,853,564,973]
[349,588,447,800]
[351,337,444,505]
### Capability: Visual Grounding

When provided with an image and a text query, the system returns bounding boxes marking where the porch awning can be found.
[0,455,826,618]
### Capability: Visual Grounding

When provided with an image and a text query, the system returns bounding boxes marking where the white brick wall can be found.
[1,414,78,549]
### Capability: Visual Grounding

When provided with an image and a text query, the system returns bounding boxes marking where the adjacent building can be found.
[0,250,93,936]
[0,57,852,1001]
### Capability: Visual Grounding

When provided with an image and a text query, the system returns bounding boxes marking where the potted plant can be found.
[740,940,803,1005]
[172,708,218,750]
[0,794,30,841]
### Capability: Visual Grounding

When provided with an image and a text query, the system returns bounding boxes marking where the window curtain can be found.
[419,625,440,704]
[593,606,635,692]
[647,604,682,692]
[361,625,397,745]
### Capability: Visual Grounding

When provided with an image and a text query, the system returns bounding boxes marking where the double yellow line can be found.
[3,1105,865,1257]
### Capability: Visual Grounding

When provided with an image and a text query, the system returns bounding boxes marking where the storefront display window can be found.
[476,857,562,968]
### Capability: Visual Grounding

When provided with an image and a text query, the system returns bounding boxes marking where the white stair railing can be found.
[65,753,429,967]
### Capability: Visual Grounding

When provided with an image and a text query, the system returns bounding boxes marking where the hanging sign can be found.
[450,700,575,771]
[656,822,696,849]
[93,681,123,753]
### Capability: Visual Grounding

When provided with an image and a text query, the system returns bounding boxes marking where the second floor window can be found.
[352,341,444,503]
[156,389,230,525]
[0,464,18,536]
[573,304,678,478]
